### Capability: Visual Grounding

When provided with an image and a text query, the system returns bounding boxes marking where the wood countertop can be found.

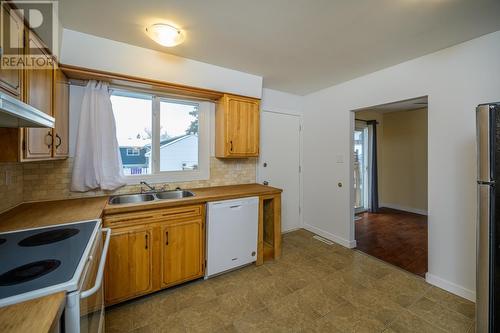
[0,292,65,333]
[0,184,281,332]
[103,183,282,215]
[0,196,109,233]
[0,197,106,333]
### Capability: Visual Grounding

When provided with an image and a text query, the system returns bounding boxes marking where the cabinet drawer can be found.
[104,210,157,227]
[104,204,203,227]
[157,205,202,223]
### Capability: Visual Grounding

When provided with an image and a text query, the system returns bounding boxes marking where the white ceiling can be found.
[59,0,500,95]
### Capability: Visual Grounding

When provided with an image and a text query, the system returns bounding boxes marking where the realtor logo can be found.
[0,0,58,69]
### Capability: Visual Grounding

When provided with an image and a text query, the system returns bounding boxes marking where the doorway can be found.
[354,121,369,213]
[351,96,428,277]
[258,111,301,232]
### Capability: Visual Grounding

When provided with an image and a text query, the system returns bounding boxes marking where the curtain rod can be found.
[67,78,216,103]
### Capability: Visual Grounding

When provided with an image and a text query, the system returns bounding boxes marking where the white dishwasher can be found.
[206,197,259,278]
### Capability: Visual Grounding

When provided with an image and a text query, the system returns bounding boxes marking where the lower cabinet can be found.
[104,226,154,304]
[103,204,205,305]
[161,218,204,287]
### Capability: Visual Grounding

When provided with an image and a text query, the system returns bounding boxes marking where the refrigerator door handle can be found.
[477,105,494,182]
[477,184,493,333]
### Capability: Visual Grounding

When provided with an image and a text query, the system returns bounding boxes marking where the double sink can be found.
[109,190,195,205]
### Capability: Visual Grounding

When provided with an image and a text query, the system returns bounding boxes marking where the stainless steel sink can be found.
[155,190,194,200]
[109,193,156,205]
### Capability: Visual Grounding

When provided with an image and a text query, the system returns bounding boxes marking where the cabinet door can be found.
[161,219,204,286]
[104,227,153,304]
[53,69,69,157]
[226,97,259,156]
[0,5,24,99]
[23,31,54,160]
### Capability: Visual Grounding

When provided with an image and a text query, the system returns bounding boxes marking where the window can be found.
[159,100,199,172]
[126,148,140,156]
[111,89,210,183]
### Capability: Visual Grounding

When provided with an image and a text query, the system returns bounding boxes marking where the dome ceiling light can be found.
[145,23,185,47]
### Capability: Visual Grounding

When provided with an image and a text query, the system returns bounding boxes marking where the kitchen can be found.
[1,1,500,332]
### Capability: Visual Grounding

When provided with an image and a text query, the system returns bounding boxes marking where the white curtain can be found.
[71,80,126,192]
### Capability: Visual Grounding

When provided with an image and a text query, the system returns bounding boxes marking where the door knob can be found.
[263,181,269,185]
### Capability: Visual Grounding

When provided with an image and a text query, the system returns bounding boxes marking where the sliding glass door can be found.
[354,122,369,213]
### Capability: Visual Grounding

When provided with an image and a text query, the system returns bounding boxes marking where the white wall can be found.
[303,30,500,301]
[261,88,303,115]
[60,29,263,99]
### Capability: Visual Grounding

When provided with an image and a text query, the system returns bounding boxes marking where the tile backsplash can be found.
[0,163,23,212]
[22,157,257,203]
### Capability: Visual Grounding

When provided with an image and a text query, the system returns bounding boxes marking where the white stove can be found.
[0,220,111,333]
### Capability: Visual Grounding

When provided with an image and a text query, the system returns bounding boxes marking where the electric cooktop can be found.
[0,220,99,305]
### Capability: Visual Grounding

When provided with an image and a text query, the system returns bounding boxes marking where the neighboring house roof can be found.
[120,134,197,166]
[144,134,196,157]
[119,137,151,148]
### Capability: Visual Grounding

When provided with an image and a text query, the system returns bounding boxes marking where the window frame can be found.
[111,89,211,184]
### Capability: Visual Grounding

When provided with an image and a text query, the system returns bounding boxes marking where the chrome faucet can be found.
[140,181,156,193]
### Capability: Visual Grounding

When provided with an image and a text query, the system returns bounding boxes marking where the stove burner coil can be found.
[0,260,61,286]
[18,228,79,247]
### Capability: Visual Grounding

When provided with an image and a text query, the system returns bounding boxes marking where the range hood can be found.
[0,92,54,128]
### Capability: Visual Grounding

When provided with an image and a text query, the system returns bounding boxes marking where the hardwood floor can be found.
[355,208,428,277]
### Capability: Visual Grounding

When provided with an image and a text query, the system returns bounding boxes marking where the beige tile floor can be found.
[105,229,475,333]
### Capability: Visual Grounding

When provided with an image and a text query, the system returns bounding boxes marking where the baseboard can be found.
[303,223,356,248]
[379,202,428,216]
[425,273,476,302]
[282,227,301,234]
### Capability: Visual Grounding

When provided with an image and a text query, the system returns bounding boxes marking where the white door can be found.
[258,111,301,232]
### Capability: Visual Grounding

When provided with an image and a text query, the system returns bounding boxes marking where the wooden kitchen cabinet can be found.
[103,204,205,305]
[161,217,204,287]
[257,193,282,265]
[23,30,54,160]
[215,94,260,158]
[104,226,153,304]
[0,25,70,162]
[53,69,69,157]
[0,4,24,99]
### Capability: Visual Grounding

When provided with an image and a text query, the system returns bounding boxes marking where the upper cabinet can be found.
[215,94,260,158]
[23,31,54,160]
[0,5,24,99]
[0,13,69,163]
[53,69,69,158]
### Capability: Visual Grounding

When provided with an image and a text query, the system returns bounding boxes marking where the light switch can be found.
[336,155,344,163]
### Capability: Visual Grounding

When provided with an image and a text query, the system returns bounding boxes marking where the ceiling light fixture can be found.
[145,23,184,47]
